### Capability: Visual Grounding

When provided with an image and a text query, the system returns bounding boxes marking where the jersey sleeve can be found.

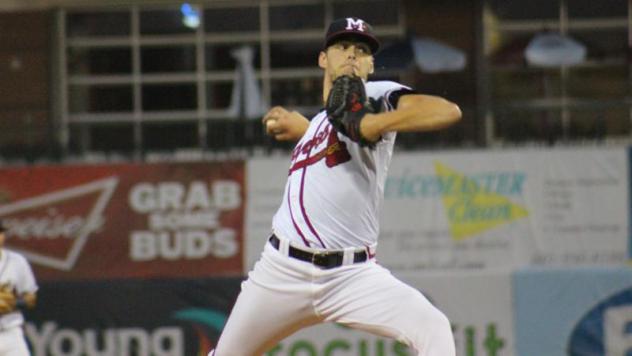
[365,81,416,111]
[15,254,38,295]
[364,81,417,144]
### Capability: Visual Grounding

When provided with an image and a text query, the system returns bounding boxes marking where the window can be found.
[204,7,259,33]
[333,0,399,25]
[140,8,196,35]
[59,1,405,155]
[206,43,261,70]
[141,46,196,73]
[66,11,130,37]
[69,85,133,113]
[485,0,630,143]
[270,41,321,68]
[269,4,324,31]
[142,84,197,111]
[67,47,132,75]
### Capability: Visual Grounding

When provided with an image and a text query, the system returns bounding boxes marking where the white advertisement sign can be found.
[246,147,628,272]
[269,271,514,356]
[245,158,289,270]
[380,147,627,271]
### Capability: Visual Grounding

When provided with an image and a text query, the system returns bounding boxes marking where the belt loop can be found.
[280,237,290,256]
[366,244,377,259]
[342,247,355,265]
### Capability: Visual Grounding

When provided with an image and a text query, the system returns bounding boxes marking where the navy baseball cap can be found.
[324,17,380,54]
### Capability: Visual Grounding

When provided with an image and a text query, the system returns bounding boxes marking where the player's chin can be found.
[336,67,355,78]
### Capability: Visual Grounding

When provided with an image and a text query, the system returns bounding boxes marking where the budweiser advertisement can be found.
[0,162,245,281]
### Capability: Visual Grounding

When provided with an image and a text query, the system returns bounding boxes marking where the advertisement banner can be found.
[0,162,245,280]
[245,148,628,272]
[245,158,289,271]
[272,271,514,356]
[513,267,632,356]
[397,272,514,356]
[24,278,242,356]
[379,147,627,271]
[23,272,511,356]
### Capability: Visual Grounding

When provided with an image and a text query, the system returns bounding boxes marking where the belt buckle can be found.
[312,251,342,269]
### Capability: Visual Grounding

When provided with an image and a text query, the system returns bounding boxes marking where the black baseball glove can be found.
[326,75,382,147]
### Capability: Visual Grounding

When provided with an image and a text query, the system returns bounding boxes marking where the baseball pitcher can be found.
[210,17,462,356]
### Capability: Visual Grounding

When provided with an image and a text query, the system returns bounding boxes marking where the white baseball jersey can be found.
[272,80,412,249]
[212,79,457,356]
[0,248,38,330]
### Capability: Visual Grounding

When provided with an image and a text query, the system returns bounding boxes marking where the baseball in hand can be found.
[266,119,277,131]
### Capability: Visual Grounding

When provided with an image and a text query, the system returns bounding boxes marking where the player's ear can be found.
[368,56,374,74]
[318,51,327,69]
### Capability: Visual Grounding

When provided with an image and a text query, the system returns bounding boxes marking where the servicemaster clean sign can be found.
[379,148,628,272]
[432,161,528,240]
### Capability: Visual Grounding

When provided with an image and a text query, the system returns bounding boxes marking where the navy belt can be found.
[269,234,368,269]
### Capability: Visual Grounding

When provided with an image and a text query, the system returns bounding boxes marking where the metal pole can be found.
[131,5,142,160]
[476,0,493,145]
[56,9,69,158]
[560,0,570,141]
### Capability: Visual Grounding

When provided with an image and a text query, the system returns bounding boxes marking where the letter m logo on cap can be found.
[345,18,365,32]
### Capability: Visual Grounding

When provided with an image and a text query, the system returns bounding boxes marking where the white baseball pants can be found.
[210,242,455,356]
[0,327,30,356]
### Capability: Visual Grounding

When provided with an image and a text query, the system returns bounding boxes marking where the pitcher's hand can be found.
[263,106,309,141]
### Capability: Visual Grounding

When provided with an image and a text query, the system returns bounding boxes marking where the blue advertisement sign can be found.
[514,268,632,356]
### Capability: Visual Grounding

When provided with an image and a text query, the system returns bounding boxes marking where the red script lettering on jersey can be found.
[289,125,351,174]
